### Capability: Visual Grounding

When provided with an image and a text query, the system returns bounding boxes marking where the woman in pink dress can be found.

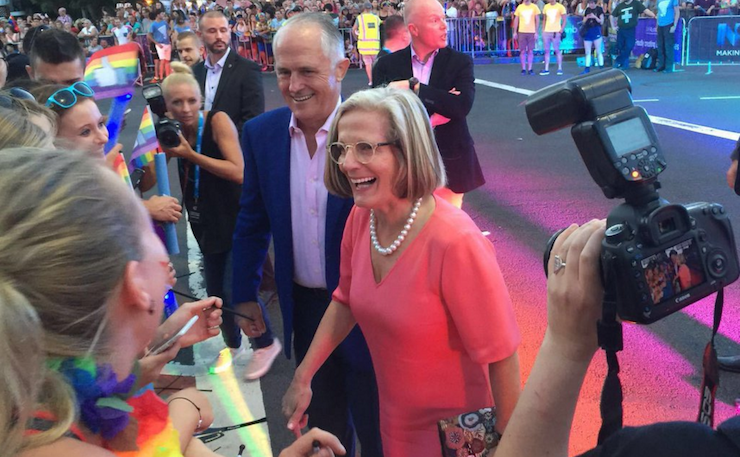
[282,87,522,456]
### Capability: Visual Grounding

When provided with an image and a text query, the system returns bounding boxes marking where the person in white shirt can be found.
[111,18,132,45]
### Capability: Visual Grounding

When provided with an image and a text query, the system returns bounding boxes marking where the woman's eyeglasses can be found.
[328,140,398,165]
[45,81,95,109]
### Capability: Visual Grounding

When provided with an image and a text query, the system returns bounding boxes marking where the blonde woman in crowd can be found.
[0,148,226,457]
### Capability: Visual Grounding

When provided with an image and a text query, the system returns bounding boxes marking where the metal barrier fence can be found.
[685,15,740,67]
[131,16,734,71]
[445,16,691,66]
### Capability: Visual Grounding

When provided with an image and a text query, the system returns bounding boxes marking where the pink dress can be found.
[333,197,521,457]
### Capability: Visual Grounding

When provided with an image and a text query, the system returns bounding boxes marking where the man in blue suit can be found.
[231,13,383,457]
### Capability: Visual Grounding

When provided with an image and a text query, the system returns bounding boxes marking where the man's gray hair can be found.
[273,12,345,63]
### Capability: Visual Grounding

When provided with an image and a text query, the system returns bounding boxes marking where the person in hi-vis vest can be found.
[353,2,381,85]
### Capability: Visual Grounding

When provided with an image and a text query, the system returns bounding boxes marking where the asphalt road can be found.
[115,60,740,456]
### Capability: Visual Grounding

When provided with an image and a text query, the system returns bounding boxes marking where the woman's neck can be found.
[373,194,433,237]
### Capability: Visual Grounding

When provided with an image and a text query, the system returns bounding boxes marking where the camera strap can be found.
[697,288,724,427]
[597,259,624,445]
[180,112,205,202]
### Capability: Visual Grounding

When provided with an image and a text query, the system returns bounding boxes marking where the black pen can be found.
[312,440,321,455]
[237,444,245,457]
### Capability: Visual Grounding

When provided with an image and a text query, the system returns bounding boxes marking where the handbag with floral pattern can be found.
[438,407,500,457]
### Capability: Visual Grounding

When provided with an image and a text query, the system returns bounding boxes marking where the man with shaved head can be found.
[372,0,484,208]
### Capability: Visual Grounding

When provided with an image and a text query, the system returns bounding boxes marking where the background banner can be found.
[687,15,740,63]
[633,17,684,64]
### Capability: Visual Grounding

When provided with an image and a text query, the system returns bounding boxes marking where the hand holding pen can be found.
[277,428,347,457]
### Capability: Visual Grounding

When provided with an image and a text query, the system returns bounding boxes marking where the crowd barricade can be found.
[338,27,361,68]
[685,15,740,67]
[632,17,685,66]
[136,35,156,73]
[445,16,689,64]
[445,16,592,57]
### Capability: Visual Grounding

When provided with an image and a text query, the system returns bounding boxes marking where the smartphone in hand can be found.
[146,315,199,356]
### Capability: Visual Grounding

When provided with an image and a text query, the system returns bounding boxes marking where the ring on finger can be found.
[553,254,566,273]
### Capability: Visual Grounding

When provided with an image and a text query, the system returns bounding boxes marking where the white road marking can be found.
[187,223,207,299]
[474,78,740,142]
[634,99,660,102]
[185,224,273,456]
[700,96,740,100]
[649,116,740,141]
[474,78,535,96]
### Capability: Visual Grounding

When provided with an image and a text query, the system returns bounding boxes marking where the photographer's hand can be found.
[163,132,196,160]
[545,219,606,361]
[496,220,605,457]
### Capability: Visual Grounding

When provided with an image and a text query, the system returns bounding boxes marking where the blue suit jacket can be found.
[232,107,354,358]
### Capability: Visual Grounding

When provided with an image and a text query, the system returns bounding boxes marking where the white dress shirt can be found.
[204,47,230,111]
[288,100,341,289]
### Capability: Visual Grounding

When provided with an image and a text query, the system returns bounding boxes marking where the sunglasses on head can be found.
[45,81,95,109]
[0,87,36,109]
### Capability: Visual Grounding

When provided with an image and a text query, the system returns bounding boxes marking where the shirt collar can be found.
[205,46,230,71]
[289,98,342,137]
[410,45,439,65]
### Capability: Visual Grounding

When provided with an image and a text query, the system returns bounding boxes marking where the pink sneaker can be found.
[244,339,282,380]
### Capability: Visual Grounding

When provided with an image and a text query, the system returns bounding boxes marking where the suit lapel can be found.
[196,63,206,94]
[211,51,235,111]
[428,47,451,88]
[270,110,294,267]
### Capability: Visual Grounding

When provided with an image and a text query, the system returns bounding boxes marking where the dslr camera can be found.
[142,83,182,148]
[526,70,739,324]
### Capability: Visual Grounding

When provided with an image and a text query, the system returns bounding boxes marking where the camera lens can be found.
[159,128,180,148]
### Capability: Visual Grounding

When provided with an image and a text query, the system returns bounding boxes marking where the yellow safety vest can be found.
[357,13,380,56]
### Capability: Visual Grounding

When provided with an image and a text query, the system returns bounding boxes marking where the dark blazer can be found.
[193,49,265,133]
[232,107,354,357]
[372,46,485,193]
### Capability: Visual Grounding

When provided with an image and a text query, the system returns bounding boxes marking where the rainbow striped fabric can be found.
[130,106,161,172]
[84,42,141,99]
[112,151,134,190]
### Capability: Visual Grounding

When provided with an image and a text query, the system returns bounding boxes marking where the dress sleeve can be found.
[440,231,521,365]
[332,205,358,307]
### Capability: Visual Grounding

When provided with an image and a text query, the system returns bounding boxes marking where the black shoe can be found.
[718,355,740,373]
[653,66,665,72]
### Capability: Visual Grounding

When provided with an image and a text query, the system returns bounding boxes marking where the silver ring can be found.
[553,255,566,273]
[208,325,220,330]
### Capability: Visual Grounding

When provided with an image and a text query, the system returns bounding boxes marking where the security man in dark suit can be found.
[193,10,265,134]
[372,0,484,208]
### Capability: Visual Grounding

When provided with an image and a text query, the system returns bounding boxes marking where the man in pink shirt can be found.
[372,0,485,208]
[231,12,383,457]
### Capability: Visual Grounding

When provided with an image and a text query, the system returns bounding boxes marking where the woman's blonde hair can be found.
[161,61,201,101]
[0,148,145,452]
[0,106,53,149]
[325,87,446,200]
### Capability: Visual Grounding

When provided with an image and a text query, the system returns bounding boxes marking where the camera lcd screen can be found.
[605,117,652,157]
[640,238,706,306]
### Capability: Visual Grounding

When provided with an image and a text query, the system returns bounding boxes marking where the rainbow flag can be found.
[129,106,161,172]
[112,151,134,190]
[84,42,141,99]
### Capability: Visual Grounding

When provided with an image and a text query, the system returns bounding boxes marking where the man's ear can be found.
[119,261,152,314]
[26,64,34,79]
[407,23,418,39]
[335,57,351,82]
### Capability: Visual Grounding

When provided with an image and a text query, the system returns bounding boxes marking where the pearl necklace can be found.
[370,198,423,256]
